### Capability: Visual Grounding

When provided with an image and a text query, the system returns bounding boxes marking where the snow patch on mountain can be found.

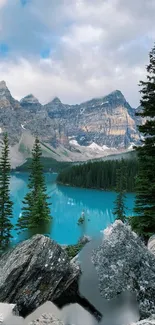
[128,143,135,150]
[88,142,104,151]
[69,140,79,146]
[21,124,26,130]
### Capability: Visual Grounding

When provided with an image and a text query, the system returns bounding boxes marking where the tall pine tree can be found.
[130,44,155,240]
[0,133,13,252]
[113,161,127,222]
[16,137,51,234]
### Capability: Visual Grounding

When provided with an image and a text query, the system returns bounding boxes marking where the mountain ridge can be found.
[0,81,141,167]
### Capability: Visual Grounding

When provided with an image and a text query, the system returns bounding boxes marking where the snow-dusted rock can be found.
[133,315,155,325]
[91,221,155,319]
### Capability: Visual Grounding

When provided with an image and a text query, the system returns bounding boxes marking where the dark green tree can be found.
[16,137,52,234]
[130,44,155,240]
[0,133,13,252]
[113,161,127,222]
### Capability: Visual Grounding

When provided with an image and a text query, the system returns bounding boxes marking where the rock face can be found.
[0,81,141,157]
[91,221,155,319]
[44,90,140,149]
[0,235,80,317]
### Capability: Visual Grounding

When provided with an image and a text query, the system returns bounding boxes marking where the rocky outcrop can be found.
[0,81,20,110]
[0,235,80,317]
[90,221,155,319]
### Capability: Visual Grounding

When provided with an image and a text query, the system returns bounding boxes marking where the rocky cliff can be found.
[0,81,141,163]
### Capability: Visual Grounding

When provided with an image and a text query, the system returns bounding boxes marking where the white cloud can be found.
[0,54,146,107]
[0,0,154,106]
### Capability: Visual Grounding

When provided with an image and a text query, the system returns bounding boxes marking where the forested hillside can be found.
[57,158,138,192]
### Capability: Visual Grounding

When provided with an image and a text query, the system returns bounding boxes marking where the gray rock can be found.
[0,235,79,317]
[134,315,155,325]
[91,221,155,319]
[29,314,64,325]
[78,235,91,245]
[148,236,155,255]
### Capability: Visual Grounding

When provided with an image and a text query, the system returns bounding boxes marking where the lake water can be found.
[10,172,135,245]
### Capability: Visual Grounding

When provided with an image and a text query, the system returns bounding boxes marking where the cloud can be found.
[0,0,7,8]
[0,0,154,106]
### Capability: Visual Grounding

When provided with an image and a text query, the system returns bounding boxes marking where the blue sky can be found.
[0,0,154,106]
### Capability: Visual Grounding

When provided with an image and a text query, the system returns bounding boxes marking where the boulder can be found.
[134,315,155,325]
[78,235,91,245]
[0,235,80,317]
[91,221,155,319]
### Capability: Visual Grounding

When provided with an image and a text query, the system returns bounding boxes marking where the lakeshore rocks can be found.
[91,220,155,319]
[0,235,80,317]
[134,315,155,325]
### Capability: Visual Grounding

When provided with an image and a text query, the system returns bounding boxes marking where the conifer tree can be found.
[0,133,13,252]
[16,137,51,234]
[130,44,155,239]
[113,161,127,222]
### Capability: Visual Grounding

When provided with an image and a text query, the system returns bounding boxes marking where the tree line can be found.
[57,158,138,192]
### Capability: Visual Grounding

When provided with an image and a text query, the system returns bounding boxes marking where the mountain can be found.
[0,82,141,166]
[44,89,140,149]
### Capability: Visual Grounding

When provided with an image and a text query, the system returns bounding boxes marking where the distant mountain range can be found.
[0,80,142,167]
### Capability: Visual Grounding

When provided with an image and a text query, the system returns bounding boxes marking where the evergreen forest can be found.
[57,158,138,192]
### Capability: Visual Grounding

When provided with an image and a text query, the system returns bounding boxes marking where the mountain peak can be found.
[110,89,125,98]
[51,97,62,104]
[0,80,7,90]
[20,94,40,105]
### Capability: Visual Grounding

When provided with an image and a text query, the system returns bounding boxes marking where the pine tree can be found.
[16,137,51,234]
[129,44,155,240]
[113,161,127,222]
[0,133,13,252]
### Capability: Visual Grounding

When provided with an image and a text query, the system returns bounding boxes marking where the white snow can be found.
[101,101,109,105]
[21,124,26,130]
[69,139,79,146]
[128,143,135,150]
[89,142,110,152]
[102,145,110,150]
[88,142,103,151]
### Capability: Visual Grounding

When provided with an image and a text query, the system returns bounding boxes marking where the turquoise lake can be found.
[10,172,135,245]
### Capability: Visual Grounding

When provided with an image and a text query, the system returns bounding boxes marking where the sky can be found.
[0,0,154,106]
